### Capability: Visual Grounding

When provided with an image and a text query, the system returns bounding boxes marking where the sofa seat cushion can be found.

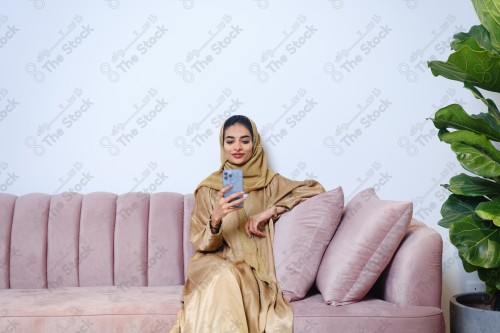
[292,293,444,333]
[0,289,444,333]
[0,286,183,332]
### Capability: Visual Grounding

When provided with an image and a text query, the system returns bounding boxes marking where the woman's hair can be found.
[223,115,254,139]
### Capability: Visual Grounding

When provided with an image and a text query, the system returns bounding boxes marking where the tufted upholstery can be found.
[0,192,185,289]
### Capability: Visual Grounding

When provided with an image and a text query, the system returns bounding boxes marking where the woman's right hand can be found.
[211,185,246,226]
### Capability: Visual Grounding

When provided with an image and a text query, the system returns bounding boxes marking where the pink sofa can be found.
[0,192,444,332]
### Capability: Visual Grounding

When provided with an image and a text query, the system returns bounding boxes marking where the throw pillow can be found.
[316,187,412,306]
[274,187,344,301]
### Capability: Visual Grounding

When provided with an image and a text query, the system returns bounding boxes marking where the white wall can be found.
[0,1,493,331]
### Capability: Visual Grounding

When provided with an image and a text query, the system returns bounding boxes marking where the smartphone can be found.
[222,169,244,208]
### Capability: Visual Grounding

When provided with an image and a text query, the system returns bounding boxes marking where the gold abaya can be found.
[170,175,325,332]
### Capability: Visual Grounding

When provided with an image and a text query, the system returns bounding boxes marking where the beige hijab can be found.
[196,117,276,192]
[195,116,281,291]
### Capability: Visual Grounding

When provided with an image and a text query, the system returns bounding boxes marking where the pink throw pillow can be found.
[316,188,412,306]
[274,187,344,301]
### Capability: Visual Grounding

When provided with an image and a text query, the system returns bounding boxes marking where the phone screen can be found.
[222,169,243,207]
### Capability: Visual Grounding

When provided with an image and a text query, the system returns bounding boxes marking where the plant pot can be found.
[450,292,500,333]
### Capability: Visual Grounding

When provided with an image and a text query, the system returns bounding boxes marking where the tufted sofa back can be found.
[0,192,196,289]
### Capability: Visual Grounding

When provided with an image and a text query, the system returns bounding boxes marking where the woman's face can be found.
[223,123,253,165]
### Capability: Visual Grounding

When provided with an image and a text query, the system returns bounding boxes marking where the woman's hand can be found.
[245,206,287,238]
[245,207,275,238]
[211,185,246,227]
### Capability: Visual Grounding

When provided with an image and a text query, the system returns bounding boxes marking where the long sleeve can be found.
[189,186,224,252]
[267,175,325,219]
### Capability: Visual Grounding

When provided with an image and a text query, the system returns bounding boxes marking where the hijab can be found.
[196,117,276,193]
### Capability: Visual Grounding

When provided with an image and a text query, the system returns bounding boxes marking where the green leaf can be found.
[445,173,500,196]
[452,25,498,54]
[453,35,487,53]
[438,194,487,228]
[452,142,500,178]
[474,111,500,133]
[452,25,497,54]
[428,45,500,93]
[477,198,500,227]
[471,0,500,53]
[437,128,450,139]
[464,82,500,123]
[461,253,480,273]
[478,267,500,293]
[439,130,500,178]
[450,217,500,268]
[430,103,500,141]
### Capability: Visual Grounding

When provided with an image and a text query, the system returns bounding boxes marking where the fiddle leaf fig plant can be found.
[427,0,500,310]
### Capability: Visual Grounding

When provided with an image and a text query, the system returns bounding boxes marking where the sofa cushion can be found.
[292,293,444,333]
[79,192,118,287]
[47,192,83,288]
[274,187,344,301]
[10,193,51,289]
[316,188,412,306]
[148,192,186,286]
[3,191,186,290]
[0,288,445,333]
[378,220,443,307]
[0,286,183,332]
[114,192,150,287]
[0,193,16,288]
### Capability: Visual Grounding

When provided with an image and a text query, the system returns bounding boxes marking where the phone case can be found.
[222,169,243,207]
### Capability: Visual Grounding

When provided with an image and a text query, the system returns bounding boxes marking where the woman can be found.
[170,115,324,332]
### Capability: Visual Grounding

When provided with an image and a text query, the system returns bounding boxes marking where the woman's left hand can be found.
[245,207,275,238]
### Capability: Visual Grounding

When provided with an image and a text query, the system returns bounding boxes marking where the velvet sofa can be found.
[0,191,445,332]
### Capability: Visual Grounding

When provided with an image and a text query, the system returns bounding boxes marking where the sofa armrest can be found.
[378,219,443,308]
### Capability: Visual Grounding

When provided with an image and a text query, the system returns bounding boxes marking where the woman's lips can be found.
[232,153,244,158]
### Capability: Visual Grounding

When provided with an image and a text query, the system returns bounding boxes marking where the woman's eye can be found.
[242,141,250,144]
[225,140,234,145]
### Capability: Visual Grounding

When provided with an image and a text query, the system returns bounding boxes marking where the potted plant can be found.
[427,0,500,332]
